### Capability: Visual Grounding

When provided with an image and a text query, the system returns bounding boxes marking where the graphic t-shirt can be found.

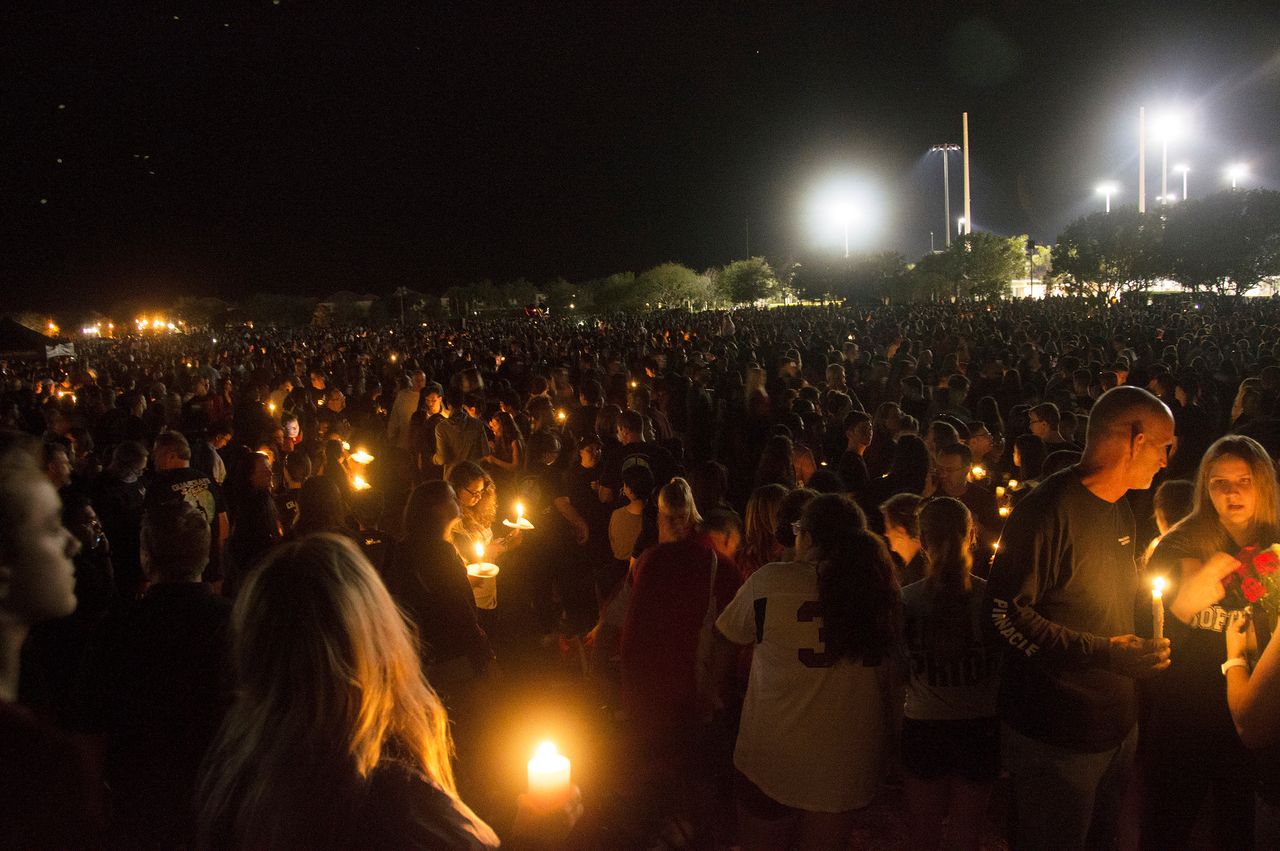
[144,467,226,581]
[717,560,887,812]
[901,577,1002,720]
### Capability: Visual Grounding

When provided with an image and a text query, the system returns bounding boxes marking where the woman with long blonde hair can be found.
[198,534,498,850]
[1142,435,1280,850]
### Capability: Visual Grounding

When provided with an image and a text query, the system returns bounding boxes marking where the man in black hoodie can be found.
[985,386,1174,851]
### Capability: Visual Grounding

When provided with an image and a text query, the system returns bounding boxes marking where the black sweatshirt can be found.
[984,467,1140,753]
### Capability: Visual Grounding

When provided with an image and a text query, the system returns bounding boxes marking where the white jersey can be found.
[716,560,886,813]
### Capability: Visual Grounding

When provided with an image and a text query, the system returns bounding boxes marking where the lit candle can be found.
[341,441,351,451]
[389,353,398,363]
[516,502,525,523]
[556,409,567,423]
[998,505,1011,518]
[971,465,987,480]
[351,448,374,465]
[268,402,277,414]
[474,541,485,562]
[352,474,371,491]
[1152,577,1166,640]
[630,380,637,389]
[995,486,1006,498]
[1007,479,1019,490]
[527,741,571,808]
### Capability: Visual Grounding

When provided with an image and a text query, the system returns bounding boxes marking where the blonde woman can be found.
[198,534,499,850]
[620,477,741,845]
[1143,435,1280,849]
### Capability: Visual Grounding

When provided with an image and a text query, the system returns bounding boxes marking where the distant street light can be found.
[957,216,967,235]
[1096,181,1119,214]
[929,143,961,247]
[1174,163,1190,200]
[1227,163,1248,190]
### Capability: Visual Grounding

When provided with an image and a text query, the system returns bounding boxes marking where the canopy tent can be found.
[0,317,69,361]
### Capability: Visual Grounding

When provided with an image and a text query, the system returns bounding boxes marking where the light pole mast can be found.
[1139,107,1146,213]
[929,143,961,246]
[961,113,971,234]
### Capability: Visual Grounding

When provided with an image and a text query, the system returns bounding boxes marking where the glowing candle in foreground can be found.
[516,502,525,522]
[527,741,571,807]
[970,465,987,480]
[351,448,375,464]
[474,541,485,562]
[1152,577,1166,641]
[998,505,1011,518]
[352,474,371,491]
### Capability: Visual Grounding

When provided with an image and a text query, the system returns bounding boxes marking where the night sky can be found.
[5,1,1280,309]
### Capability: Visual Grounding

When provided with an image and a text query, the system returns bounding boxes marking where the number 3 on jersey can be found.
[796,600,832,668]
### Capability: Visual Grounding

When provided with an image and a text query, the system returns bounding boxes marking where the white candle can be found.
[527,741,571,807]
[1152,577,1166,641]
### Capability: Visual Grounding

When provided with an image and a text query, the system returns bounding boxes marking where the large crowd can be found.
[4,298,1280,849]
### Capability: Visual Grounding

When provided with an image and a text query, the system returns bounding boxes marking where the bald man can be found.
[986,386,1174,851]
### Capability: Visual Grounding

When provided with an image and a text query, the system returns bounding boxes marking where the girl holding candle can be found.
[1141,435,1280,850]
[198,533,499,850]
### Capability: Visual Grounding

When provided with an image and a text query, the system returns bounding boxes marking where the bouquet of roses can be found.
[1223,543,1280,620]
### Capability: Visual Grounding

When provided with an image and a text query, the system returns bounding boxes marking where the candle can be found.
[351,448,375,464]
[474,541,485,562]
[556,409,567,423]
[389,353,398,363]
[998,505,1011,518]
[971,465,987,480]
[527,741,571,808]
[1152,577,1166,640]
[467,541,500,608]
[995,486,1006,498]
[516,502,524,522]
[341,441,351,451]
[352,474,371,491]
[268,402,277,414]
[1007,479,1019,490]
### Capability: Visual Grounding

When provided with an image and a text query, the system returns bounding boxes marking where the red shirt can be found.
[620,536,741,739]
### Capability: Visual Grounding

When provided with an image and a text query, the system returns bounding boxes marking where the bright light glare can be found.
[808,175,881,252]
[1095,181,1118,196]
[1152,111,1185,141]
[1174,163,1190,174]
[1227,163,1248,181]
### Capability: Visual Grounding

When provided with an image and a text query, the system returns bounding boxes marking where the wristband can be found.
[1221,657,1249,676]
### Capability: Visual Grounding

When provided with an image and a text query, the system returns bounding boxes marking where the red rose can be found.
[1256,550,1280,576]
[1242,577,1266,603]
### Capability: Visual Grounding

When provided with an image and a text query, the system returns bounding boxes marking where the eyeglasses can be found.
[461,482,489,498]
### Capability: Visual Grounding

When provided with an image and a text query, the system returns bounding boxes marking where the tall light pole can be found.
[1096,181,1118,213]
[1138,107,1146,213]
[929,143,961,246]
[961,113,972,235]
[1174,163,1190,201]
[1154,112,1184,205]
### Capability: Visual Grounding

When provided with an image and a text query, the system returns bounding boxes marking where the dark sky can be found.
[4,1,1280,309]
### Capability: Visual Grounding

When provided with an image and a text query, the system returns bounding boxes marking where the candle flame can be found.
[352,474,371,491]
[341,441,351,451]
[516,502,524,518]
[1152,576,1167,598]
[999,505,1011,517]
[474,541,485,560]
[533,740,559,761]
[971,465,986,479]
[1007,479,1019,490]
[556,410,567,421]
[351,449,375,464]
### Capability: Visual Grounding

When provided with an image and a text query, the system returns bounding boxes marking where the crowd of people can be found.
[3,296,1280,849]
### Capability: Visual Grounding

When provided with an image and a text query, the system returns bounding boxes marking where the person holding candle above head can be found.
[197,533,499,850]
[985,386,1174,851]
[1141,435,1279,850]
